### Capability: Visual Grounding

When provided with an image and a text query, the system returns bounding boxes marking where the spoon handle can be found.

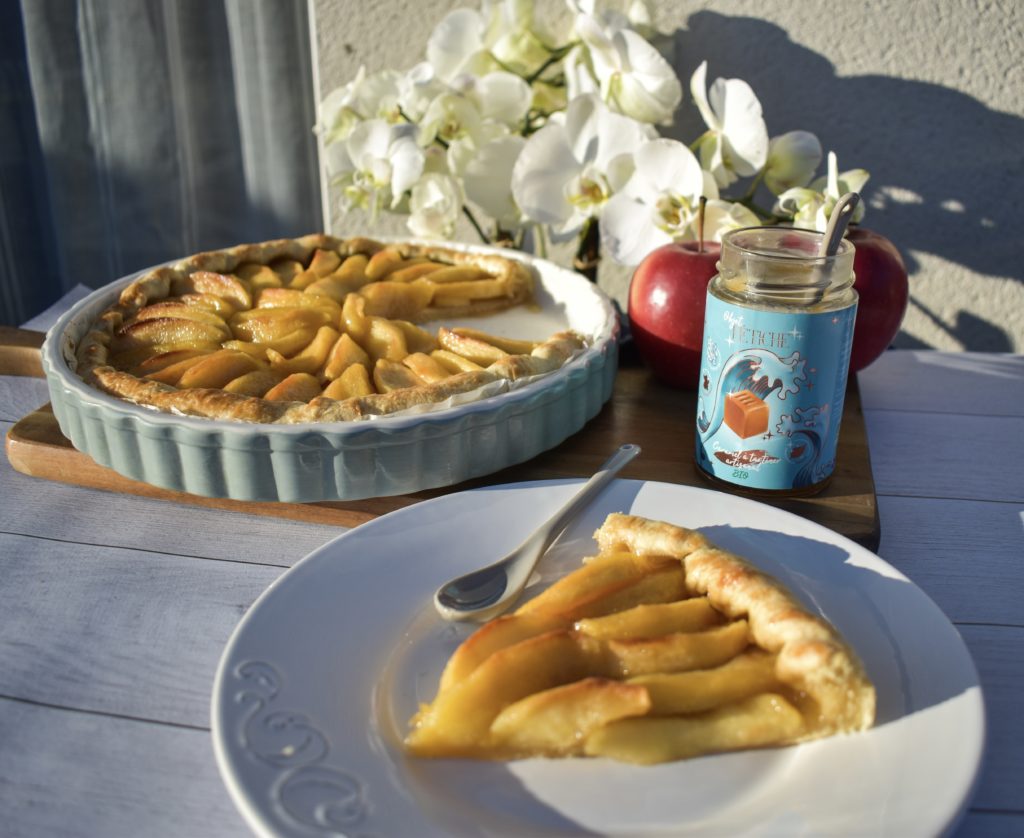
[505,443,641,590]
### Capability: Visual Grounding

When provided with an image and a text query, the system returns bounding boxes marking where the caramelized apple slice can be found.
[309,248,342,277]
[177,292,240,316]
[606,620,751,677]
[362,317,409,363]
[334,253,369,285]
[112,317,230,352]
[421,266,488,284]
[131,301,230,329]
[263,372,322,402]
[359,280,434,319]
[629,650,780,715]
[235,263,283,291]
[401,352,452,384]
[322,363,373,399]
[430,349,484,374]
[255,287,341,319]
[268,258,303,283]
[112,344,216,372]
[130,347,212,374]
[364,247,406,280]
[583,693,804,765]
[373,359,424,393]
[490,678,651,757]
[265,326,340,375]
[229,307,332,343]
[172,271,252,310]
[144,353,211,385]
[406,630,604,757]
[450,327,538,356]
[322,333,371,381]
[222,368,284,397]
[388,261,445,282]
[575,597,724,641]
[176,349,262,390]
[437,327,508,366]
[224,328,316,360]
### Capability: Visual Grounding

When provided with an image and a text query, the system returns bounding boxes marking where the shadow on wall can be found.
[662,12,1023,351]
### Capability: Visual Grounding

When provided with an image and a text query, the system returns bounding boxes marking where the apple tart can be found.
[406,513,875,764]
[75,234,586,424]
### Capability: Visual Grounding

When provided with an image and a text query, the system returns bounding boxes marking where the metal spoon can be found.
[809,191,860,304]
[433,443,641,622]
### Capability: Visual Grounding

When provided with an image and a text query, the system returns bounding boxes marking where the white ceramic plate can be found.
[211,480,984,837]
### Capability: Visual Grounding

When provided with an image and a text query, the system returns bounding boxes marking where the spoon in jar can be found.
[433,443,641,622]
[809,191,860,303]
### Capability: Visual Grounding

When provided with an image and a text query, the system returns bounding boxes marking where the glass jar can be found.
[694,227,857,496]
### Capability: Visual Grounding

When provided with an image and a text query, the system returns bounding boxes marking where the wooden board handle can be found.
[0,327,46,378]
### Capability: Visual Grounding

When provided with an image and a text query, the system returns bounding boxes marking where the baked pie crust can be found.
[406,513,876,764]
[75,234,586,424]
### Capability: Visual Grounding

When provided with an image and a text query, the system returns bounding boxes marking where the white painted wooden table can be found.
[1,348,1021,837]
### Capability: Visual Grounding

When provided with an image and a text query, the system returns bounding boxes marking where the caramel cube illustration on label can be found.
[724,390,769,439]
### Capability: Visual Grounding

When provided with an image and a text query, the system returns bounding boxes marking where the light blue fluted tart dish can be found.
[40,242,619,503]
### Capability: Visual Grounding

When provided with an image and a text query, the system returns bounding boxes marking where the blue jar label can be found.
[695,294,857,491]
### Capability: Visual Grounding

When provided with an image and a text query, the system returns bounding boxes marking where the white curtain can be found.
[1,0,320,326]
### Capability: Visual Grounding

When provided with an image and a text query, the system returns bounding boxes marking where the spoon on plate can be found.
[433,443,641,622]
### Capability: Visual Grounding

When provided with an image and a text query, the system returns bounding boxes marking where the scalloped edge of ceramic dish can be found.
[41,242,619,503]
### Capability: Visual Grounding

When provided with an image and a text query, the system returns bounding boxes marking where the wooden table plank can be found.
[957,812,1024,838]
[875,495,1024,626]
[0,434,341,566]
[0,533,283,727]
[858,351,1024,417]
[959,625,1024,812]
[0,698,248,838]
[864,410,1024,502]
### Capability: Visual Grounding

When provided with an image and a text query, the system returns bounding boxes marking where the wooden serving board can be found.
[2,327,879,549]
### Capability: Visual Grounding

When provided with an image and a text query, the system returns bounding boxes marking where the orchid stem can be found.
[463,206,491,244]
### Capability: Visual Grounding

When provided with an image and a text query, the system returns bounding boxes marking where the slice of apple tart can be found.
[406,513,875,764]
[75,235,586,424]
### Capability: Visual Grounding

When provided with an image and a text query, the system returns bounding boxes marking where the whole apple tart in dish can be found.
[74,234,589,424]
[42,236,618,502]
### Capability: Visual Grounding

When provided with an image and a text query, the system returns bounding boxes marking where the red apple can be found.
[627,241,720,389]
[847,227,909,372]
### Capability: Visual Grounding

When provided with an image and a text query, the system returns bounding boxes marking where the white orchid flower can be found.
[461,135,527,230]
[601,138,706,264]
[574,13,681,125]
[563,45,601,103]
[397,62,449,123]
[700,198,761,241]
[427,0,550,81]
[773,187,826,230]
[319,67,403,144]
[567,0,659,38]
[420,92,486,148]
[408,173,464,239]
[419,91,511,186]
[511,93,652,239]
[690,61,768,188]
[327,119,424,219]
[763,131,822,195]
[455,71,533,129]
[811,151,870,222]
[774,151,870,231]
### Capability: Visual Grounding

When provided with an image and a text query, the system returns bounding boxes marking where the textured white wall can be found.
[312,0,1024,352]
